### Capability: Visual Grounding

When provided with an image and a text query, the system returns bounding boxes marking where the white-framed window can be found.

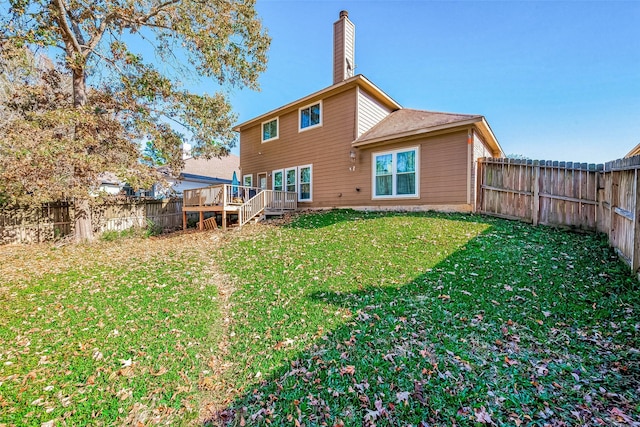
[285,167,297,193]
[243,174,253,187]
[299,101,322,132]
[262,117,279,142]
[298,164,312,202]
[272,165,313,201]
[272,169,283,191]
[372,147,419,199]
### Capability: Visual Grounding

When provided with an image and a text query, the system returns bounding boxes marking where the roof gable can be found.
[233,74,401,132]
[352,108,503,156]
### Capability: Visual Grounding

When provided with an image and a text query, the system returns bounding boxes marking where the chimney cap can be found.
[339,10,349,19]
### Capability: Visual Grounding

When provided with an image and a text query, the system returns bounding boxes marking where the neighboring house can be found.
[156,154,240,197]
[98,154,239,198]
[97,172,123,195]
[234,11,504,213]
[625,143,640,158]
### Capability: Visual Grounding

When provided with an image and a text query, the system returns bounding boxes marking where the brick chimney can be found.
[333,10,355,84]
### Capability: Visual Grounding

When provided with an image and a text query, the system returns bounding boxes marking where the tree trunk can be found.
[72,67,94,242]
[74,198,93,242]
[72,67,87,108]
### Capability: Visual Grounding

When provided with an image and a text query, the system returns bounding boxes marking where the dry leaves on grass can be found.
[1,228,243,426]
[0,230,220,283]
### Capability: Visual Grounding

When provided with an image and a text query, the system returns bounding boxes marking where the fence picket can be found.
[1,199,183,244]
[477,156,640,273]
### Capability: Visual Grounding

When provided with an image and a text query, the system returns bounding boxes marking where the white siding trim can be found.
[357,87,391,138]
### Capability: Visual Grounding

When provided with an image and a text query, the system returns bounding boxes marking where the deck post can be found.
[182,211,187,230]
[222,210,227,231]
[199,211,203,230]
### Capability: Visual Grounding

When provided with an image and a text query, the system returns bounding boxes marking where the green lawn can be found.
[0,233,223,426]
[1,210,638,426]
[217,210,638,426]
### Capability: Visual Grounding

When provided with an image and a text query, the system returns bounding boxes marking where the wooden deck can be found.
[182,184,296,230]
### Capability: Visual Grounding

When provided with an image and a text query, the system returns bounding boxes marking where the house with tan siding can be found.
[233,11,503,214]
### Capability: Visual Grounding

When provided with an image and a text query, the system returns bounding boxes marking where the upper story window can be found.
[299,101,322,131]
[262,117,279,142]
[373,147,419,199]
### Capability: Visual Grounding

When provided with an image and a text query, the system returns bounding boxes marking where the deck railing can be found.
[183,184,297,227]
[183,185,223,207]
[264,189,297,211]
[239,191,265,226]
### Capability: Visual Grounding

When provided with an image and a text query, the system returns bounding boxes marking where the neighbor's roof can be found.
[352,108,504,156]
[625,142,640,158]
[181,154,239,181]
[233,74,401,132]
[179,173,232,184]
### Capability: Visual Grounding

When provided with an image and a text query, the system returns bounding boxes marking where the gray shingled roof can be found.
[355,109,483,144]
[181,154,240,180]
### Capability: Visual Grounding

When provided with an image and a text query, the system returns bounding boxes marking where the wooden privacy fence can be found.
[0,198,183,244]
[0,202,72,244]
[477,156,640,272]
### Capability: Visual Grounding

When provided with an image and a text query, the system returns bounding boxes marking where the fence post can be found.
[532,161,540,226]
[633,169,640,272]
[610,169,619,247]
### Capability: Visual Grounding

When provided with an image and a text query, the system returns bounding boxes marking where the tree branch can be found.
[52,0,83,56]
[89,48,125,75]
[86,0,179,54]
[142,0,182,23]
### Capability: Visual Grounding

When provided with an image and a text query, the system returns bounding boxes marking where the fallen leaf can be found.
[340,365,355,376]
[396,391,410,404]
[150,366,168,376]
[474,406,494,424]
[610,407,635,424]
[504,356,519,366]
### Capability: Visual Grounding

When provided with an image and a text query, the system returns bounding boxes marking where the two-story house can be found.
[234,11,503,214]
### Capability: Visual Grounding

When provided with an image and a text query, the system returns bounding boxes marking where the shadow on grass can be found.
[209,211,639,426]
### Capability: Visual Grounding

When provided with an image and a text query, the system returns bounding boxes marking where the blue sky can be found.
[225,0,640,163]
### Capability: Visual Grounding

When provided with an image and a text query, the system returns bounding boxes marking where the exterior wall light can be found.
[349,149,357,162]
